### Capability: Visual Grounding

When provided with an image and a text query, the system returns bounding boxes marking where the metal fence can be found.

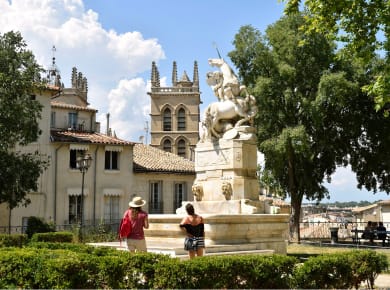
[300,221,390,241]
[2,220,390,243]
[0,221,121,236]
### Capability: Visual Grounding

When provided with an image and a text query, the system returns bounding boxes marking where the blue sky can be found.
[1,0,388,203]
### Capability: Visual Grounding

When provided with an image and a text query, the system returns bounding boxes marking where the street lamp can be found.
[76,153,92,239]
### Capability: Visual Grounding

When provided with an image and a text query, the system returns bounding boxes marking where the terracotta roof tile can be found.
[133,144,195,174]
[352,203,377,213]
[51,101,98,112]
[51,130,134,145]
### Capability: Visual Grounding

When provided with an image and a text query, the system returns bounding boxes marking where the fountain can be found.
[145,58,289,256]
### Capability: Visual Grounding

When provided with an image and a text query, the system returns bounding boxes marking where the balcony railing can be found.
[151,87,198,93]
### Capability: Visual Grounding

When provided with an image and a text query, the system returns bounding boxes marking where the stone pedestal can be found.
[191,138,260,214]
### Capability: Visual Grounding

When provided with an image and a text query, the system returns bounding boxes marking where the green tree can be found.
[258,165,286,199]
[284,0,389,114]
[0,31,48,214]
[229,14,385,241]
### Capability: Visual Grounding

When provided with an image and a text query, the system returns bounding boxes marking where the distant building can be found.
[148,61,201,161]
[352,200,390,227]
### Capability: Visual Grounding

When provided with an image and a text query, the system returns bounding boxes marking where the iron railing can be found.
[2,220,390,243]
[0,221,121,235]
[299,221,390,241]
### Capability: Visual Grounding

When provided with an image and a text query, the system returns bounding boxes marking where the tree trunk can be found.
[290,192,303,242]
[287,144,302,242]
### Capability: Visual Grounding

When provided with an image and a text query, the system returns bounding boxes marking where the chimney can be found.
[106,113,110,136]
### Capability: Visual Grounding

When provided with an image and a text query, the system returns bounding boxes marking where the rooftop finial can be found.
[46,45,62,86]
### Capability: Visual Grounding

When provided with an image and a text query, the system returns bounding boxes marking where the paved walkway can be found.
[371,274,390,288]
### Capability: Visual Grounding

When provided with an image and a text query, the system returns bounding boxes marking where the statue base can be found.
[194,138,259,202]
[145,214,289,255]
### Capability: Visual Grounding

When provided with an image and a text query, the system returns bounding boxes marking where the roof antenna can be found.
[212,41,222,59]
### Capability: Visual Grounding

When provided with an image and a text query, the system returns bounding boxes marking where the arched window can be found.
[163,108,171,131]
[177,139,186,158]
[163,139,172,152]
[177,108,186,131]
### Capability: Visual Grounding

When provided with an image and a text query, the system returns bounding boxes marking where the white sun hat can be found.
[129,196,146,208]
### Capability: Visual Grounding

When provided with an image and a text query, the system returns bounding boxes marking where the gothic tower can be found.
[148,61,201,160]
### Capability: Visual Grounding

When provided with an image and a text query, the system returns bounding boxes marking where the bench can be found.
[351,229,390,246]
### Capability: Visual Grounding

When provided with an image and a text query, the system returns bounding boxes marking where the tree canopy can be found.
[229,13,388,241]
[284,0,389,114]
[0,31,48,209]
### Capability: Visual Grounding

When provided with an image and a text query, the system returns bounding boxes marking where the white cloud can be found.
[0,0,165,141]
[328,166,356,187]
[103,78,150,138]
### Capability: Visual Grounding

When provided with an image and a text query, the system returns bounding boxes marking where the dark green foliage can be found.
[0,233,28,247]
[347,250,388,289]
[284,0,389,113]
[0,31,44,149]
[229,13,389,241]
[0,248,42,289]
[0,151,48,209]
[294,254,353,288]
[154,254,298,289]
[26,242,118,256]
[119,252,173,289]
[0,246,386,289]
[0,31,49,210]
[30,231,73,243]
[25,216,54,238]
[294,250,388,289]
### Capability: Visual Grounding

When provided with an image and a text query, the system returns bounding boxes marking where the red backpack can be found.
[118,210,132,239]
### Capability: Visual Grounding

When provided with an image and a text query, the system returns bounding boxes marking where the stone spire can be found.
[172,61,177,86]
[71,67,77,88]
[151,61,160,87]
[70,67,88,100]
[193,60,199,88]
[177,71,192,87]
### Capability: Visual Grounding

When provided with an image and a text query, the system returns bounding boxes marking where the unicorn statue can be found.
[201,58,258,141]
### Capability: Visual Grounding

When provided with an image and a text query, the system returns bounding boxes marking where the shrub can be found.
[346,250,388,289]
[294,253,353,289]
[293,250,388,289]
[0,248,43,289]
[30,231,73,243]
[154,254,298,289]
[0,246,387,289]
[0,234,28,247]
[25,216,54,238]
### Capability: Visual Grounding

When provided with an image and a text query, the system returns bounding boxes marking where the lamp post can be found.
[76,153,92,240]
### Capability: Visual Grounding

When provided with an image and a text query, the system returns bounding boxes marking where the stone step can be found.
[89,238,275,259]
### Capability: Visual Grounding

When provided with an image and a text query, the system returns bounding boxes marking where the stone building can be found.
[148,61,201,160]
[352,200,390,227]
[1,65,195,232]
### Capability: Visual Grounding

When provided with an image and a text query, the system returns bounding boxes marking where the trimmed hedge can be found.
[0,245,387,289]
[30,231,73,243]
[153,254,297,289]
[0,234,28,247]
[294,250,388,289]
